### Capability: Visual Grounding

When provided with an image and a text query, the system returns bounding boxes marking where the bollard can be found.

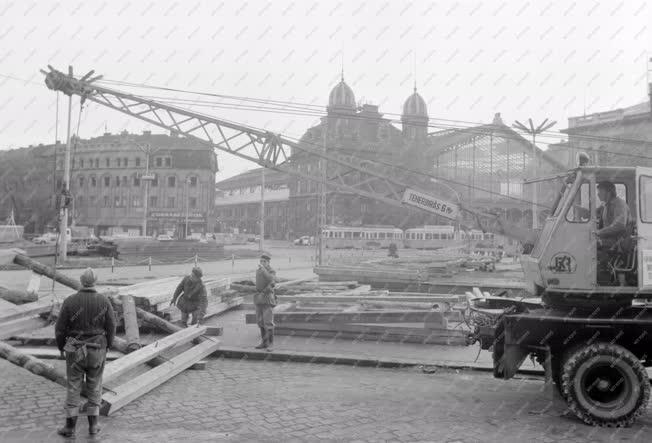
[194,254,198,266]
[111,257,115,273]
[232,254,235,268]
[148,256,152,272]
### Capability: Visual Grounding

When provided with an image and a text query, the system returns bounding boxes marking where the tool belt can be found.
[64,336,103,360]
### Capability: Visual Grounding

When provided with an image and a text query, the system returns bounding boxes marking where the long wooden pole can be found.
[0,340,67,386]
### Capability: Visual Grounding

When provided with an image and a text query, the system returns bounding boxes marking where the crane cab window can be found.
[640,176,652,222]
[566,181,591,223]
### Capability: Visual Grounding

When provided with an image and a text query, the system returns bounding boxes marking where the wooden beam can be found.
[0,287,37,305]
[273,328,468,345]
[17,347,123,361]
[101,338,220,415]
[120,295,140,351]
[277,322,467,337]
[103,326,207,384]
[0,316,48,340]
[246,311,454,324]
[0,295,58,323]
[12,253,82,291]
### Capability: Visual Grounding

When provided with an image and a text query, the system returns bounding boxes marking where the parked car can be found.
[156,234,173,241]
[33,233,58,244]
[293,236,312,246]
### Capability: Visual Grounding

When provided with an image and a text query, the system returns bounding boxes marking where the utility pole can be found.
[259,167,265,252]
[138,144,158,237]
[317,120,328,265]
[58,69,74,261]
[185,177,190,239]
[512,118,556,230]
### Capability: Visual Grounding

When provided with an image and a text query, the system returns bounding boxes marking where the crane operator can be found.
[595,181,631,283]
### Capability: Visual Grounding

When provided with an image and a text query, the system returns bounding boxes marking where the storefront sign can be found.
[149,211,205,220]
[401,188,459,220]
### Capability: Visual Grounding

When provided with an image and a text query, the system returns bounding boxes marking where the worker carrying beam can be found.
[254,254,277,351]
[54,268,116,437]
[170,267,208,327]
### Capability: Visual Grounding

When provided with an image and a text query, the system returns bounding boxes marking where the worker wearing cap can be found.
[170,267,208,327]
[54,267,116,437]
[596,181,631,283]
[254,254,277,350]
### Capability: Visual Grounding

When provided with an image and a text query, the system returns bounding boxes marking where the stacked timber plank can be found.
[245,284,473,346]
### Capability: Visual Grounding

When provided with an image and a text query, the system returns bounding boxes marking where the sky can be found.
[0,0,650,181]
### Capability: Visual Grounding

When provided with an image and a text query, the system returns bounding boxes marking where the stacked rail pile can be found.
[242,281,473,346]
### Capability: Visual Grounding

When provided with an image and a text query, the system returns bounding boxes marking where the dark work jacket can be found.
[254,265,277,306]
[171,275,208,313]
[55,288,116,352]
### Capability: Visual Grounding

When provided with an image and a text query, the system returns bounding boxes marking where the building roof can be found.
[215,167,289,189]
[328,78,356,111]
[564,100,652,132]
[402,88,428,119]
[426,113,567,171]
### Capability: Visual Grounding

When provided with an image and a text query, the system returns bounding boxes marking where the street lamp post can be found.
[138,144,158,237]
[185,177,191,239]
[512,118,557,230]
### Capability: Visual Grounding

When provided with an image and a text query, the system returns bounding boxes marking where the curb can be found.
[211,346,545,376]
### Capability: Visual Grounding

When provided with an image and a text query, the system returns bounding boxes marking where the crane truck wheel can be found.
[561,343,650,427]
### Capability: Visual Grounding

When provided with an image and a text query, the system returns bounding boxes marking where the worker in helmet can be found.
[254,254,277,351]
[595,181,631,284]
[170,267,208,326]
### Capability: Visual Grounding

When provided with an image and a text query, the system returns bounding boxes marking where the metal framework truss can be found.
[42,66,417,213]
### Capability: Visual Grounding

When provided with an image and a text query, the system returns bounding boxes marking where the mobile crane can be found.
[42,66,652,426]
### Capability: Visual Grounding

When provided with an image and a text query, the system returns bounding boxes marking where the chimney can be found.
[493,112,503,125]
[170,130,179,137]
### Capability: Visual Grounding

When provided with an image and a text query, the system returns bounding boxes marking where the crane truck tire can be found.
[561,343,650,427]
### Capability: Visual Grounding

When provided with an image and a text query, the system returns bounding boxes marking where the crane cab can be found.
[521,166,652,308]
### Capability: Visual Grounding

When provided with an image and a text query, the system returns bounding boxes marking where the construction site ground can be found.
[3,242,649,441]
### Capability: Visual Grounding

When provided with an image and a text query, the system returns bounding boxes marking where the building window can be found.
[189,176,198,187]
[123,157,128,167]
[104,176,110,187]
[132,196,142,207]
[91,177,97,187]
[103,196,110,207]
[72,159,76,169]
[149,196,158,208]
[123,176,128,187]
[115,176,121,186]
[165,157,171,167]
[156,157,162,167]
[117,158,121,167]
[121,196,127,207]
[133,176,140,187]
[167,197,175,208]
[151,176,158,187]
[114,196,120,207]
[78,196,84,206]
[105,158,110,167]
[89,195,96,205]
[135,158,141,167]
[168,176,176,187]
[80,159,84,168]
[95,159,99,168]
[78,176,84,187]
[189,197,197,209]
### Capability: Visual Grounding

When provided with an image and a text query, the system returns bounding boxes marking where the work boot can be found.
[88,415,101,435]
[57,417,77,438]
[255,327,267,349]
[266,329,274,352]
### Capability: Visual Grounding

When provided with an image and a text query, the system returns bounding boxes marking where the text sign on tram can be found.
[401,188,460,220]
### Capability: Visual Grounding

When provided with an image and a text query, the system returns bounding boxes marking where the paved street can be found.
[1,357,650,442]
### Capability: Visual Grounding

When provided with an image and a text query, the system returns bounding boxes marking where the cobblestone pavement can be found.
[1,358,650,442]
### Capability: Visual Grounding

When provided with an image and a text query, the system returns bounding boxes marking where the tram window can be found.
[379,232,385,239]
[353,232,360,239]
[344,232,351,239]
[425,233,432,240]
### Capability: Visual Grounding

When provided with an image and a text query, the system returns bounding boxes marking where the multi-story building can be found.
[55,130,217,237]
[214,168,290,239]
[561,95,652,168]
[210,78,566,239]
